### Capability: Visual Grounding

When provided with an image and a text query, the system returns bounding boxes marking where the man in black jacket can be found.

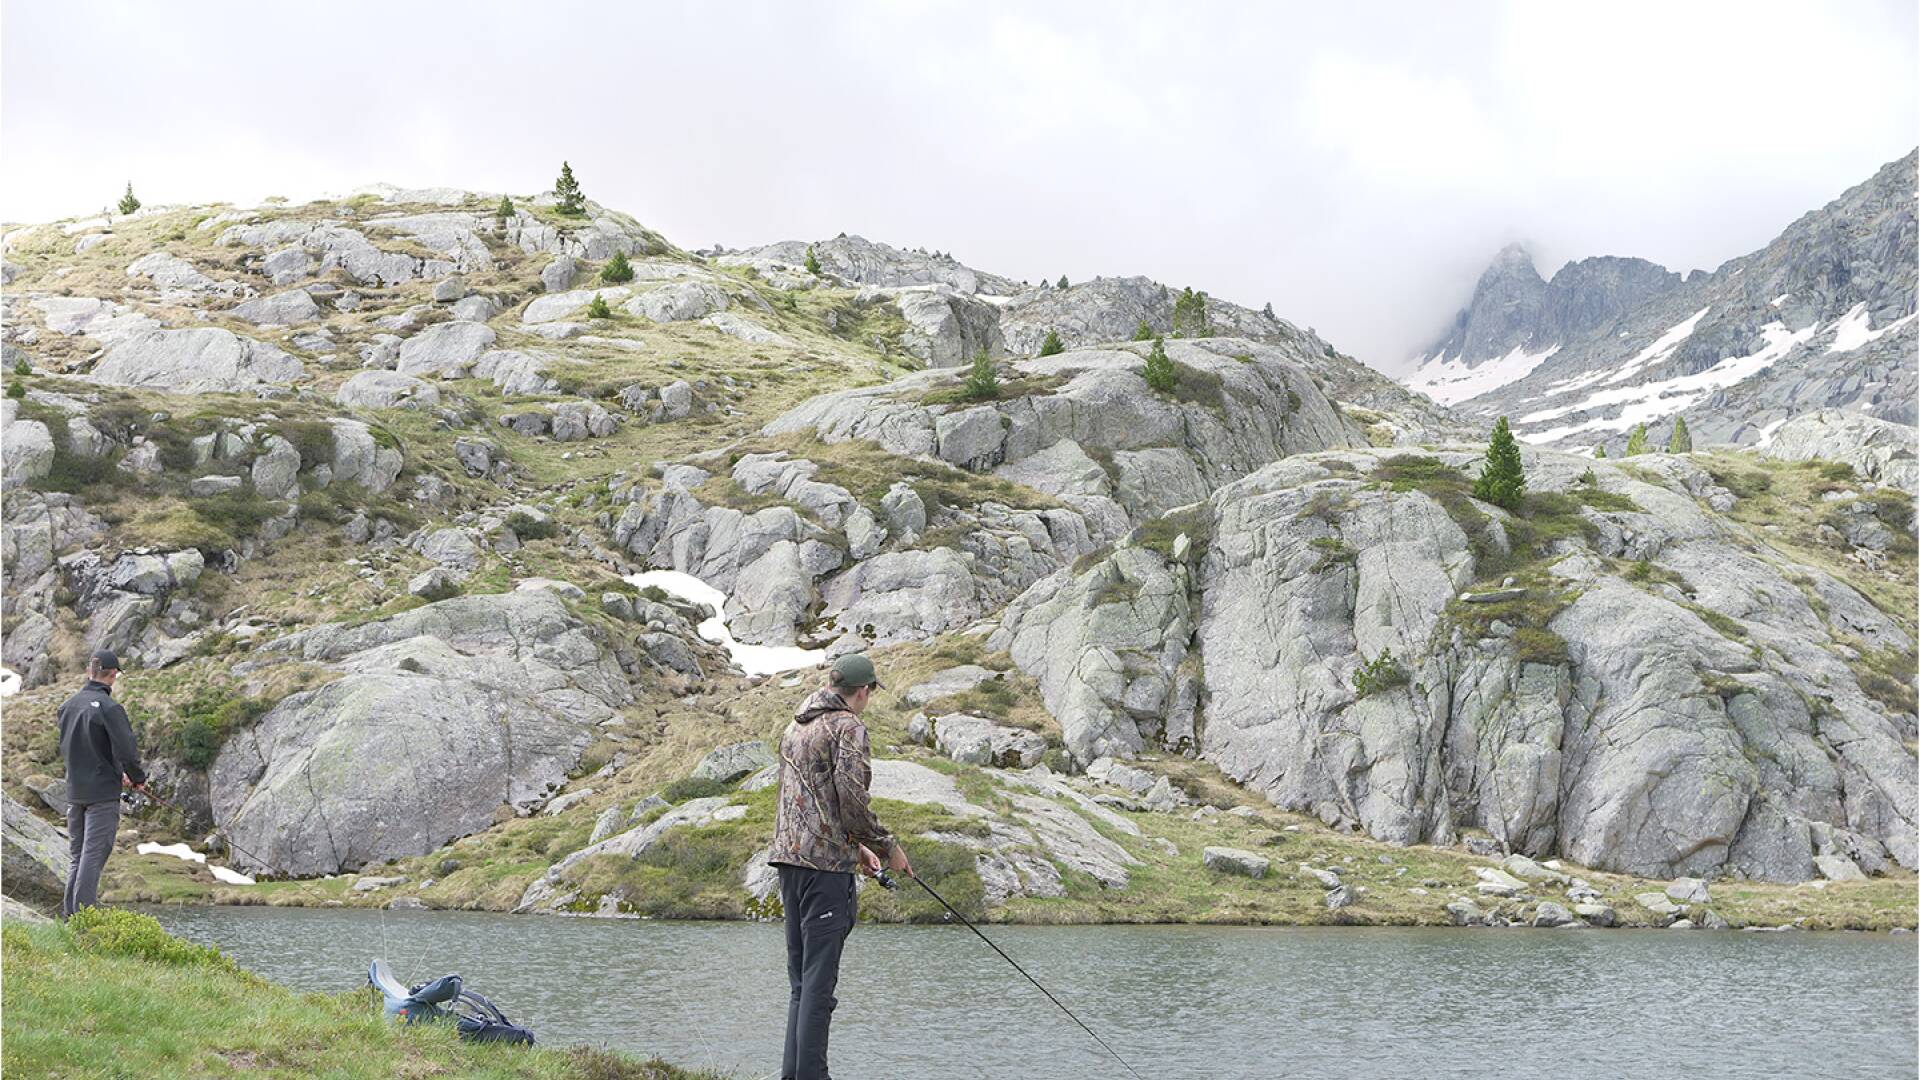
[56,650,147,917]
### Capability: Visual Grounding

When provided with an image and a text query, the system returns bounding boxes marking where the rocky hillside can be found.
[1,177,1912,934]
[1405,150,1918,455]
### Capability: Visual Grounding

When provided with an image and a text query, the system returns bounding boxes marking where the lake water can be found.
[145,906,1918,1079]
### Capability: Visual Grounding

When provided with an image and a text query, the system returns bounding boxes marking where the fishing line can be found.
[132,790,402,983]
[880,870,1147,1080]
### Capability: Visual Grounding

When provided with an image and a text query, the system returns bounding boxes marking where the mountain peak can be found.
[1491,241,1537,269]
[1411,149,1917,449]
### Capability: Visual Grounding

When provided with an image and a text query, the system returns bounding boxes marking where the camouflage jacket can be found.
[768,687,895,874]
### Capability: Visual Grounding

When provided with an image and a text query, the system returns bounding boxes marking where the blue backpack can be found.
[369,958,535,1045]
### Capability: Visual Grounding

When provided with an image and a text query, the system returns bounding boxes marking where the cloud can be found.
[2,0,1912,372]
[1298,53,1518,193]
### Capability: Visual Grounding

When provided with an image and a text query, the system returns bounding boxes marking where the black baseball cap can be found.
[91,649,122,671]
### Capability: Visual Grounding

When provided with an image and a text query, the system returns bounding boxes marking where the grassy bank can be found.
[2,908,723,1079]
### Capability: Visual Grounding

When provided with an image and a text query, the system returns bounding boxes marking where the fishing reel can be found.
[872,869,899,891]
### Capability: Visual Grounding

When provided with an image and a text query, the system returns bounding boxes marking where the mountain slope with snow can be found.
[1406,150,1917,453]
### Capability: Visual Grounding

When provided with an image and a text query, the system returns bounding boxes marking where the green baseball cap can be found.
[830,652,883,690]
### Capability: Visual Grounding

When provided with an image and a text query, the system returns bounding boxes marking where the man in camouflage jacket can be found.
[769,653,911,1080]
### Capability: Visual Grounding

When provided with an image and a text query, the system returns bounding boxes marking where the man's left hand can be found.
[857,844,882,877]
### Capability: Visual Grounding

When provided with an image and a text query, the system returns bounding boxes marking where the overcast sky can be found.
[4,1,1914,371]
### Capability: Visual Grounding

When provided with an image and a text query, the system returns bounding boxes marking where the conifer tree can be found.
[1625,423,1650,456]
[1143,337,1177,393]
[1472,416,1526,510]
[600,251,635,283]
[1262,301,1276,319]
[962,347,999,400]
[804,246,821,275]
[116,183,141,216]
[1131,320,1154,342]
[496,195,515,220]
[1172,286,1210,338]
[1593,444,1607,459]
[554,161,586,216]
[1667,415,1692,453]
[585,293,612,319]
[1038,329,1065,356]
[1057,274,1069,289]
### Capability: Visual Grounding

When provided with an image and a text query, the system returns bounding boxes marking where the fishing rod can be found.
[876,869,1146,1080]
[131,790,436,982]
[124,789,287,881]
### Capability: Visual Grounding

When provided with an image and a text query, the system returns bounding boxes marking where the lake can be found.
[145,906,1918,1079]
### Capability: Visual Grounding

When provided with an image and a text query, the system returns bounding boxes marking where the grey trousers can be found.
[63,799,121,918]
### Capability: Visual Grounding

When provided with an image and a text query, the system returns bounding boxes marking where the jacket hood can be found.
[794,687,851,725]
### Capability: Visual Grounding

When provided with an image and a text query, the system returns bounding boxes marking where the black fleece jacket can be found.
[58,680,146,804]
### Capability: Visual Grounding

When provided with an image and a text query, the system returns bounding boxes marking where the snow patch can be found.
[1404,343,1560,406]
[0,668,19,698]
[1520,320,1815,444]
[626,569,825,676]
[1826,303,1916,353]
[137,841,256,885]
[1770,293,1790,307]
[1604,307,1711,384]
[1753,416,1789,449]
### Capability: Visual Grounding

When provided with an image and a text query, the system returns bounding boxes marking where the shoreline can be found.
[106,857,1920,934]
[131,896,1920,936]
[1,907,723,1079]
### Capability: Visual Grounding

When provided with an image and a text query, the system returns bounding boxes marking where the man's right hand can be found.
[885,842,913,878]
[857,844,882,877]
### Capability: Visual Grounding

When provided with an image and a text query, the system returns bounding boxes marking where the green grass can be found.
[1310,536,1357,571]
[1167,362,1229,413]
[2,910,721,1079]
[918,372,1067,407]
[558,784,988,923]
[1444,571,1579,666]
[1841,638,1920,717]
[1351,650,1409,698]
[1131,502,1213,562]
[141,684,275,769]
[712,434,1061,522]
[1697,452,1916,629]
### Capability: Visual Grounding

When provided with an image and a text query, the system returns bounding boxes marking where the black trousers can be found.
[778,864,857,1080]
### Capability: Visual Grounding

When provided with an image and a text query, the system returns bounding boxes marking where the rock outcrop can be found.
[209,590,633,876]
[1760,409,1918,493]
[891,286,1006,367]
[90,328,304,394]
[335,371,442,410]
[716,234,1023,296]
[998,445,1918,882]
[2,794,70,910]
[768,338,1366,524]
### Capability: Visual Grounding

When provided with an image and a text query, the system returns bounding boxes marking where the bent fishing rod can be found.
[876,869,1146,1080]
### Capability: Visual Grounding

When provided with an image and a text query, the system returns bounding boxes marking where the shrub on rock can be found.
[1472,416,1526,510]
[553,160,586,216]
[1142,337,1176,394]
[961,346,999,401]
[600,251,634,284]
